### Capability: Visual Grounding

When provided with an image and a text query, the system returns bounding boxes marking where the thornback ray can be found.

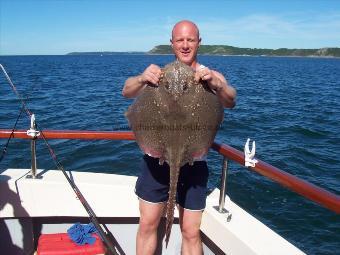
[125,60,224,247]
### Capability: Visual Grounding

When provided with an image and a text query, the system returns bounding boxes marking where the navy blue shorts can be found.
[135,154,209,210]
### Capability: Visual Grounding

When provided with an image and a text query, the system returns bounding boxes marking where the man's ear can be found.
[170,39,173,47]
[198,37,201,47]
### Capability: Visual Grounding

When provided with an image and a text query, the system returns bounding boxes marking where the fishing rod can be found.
[46,155,120,255]
[0,64,121,255]
[0,106,24,163]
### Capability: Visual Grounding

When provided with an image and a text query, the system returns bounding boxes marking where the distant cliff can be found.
[148,45,340,57]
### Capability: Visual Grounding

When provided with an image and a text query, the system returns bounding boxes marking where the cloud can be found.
[196,12,340,48]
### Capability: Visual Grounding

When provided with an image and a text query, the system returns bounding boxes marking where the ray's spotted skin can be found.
[125,60,223,246]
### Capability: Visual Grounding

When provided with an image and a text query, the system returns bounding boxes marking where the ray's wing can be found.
[125,86,167,158]
[177,78,224,160]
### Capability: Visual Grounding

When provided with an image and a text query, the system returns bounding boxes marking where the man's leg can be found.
[178,206,203,255]
[136,199,166,255]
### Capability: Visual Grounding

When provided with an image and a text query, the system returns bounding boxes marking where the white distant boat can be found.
[1,129,338,255]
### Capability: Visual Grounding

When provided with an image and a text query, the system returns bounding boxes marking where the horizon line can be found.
[1,44,339,56]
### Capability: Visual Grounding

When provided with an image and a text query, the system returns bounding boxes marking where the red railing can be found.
[0,129,339,214]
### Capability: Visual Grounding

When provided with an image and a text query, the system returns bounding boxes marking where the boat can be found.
[0,64,339,254]
[0,126,339,254]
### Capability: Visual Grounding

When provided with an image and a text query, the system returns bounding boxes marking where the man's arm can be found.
[195,68,236,108]
[210,71,236,108]
[122,64,162,98]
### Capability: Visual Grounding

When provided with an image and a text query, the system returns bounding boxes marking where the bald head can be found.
[171,20,200,40]
[170,20,201,67]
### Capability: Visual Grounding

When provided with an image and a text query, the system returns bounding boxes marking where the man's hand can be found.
[139,64,162,86]
[122,64,162,98]
[194,65,236,108]
[194,66,223,91]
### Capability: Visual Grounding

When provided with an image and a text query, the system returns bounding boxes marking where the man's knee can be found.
[138,200,165,234]
[179,207,203,241]
[181,223,201,241]
[139,215,159,234]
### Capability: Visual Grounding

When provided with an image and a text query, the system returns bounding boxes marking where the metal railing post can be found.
[30,136,37,177]
[218,156,228,212]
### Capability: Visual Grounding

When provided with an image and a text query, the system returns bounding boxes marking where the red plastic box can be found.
[37,233,106,255]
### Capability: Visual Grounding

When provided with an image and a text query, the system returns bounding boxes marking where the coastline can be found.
[1,53,339,59]
[0,53,340,59]
[146,53,340,59]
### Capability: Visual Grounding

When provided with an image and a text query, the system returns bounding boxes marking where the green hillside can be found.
[148,45,340,57]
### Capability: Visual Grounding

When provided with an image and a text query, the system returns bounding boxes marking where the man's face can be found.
[171,24,201,68]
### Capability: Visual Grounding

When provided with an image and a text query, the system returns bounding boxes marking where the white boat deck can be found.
[0,168,306,254]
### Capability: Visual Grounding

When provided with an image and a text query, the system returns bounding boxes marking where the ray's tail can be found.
[164,162,180,247]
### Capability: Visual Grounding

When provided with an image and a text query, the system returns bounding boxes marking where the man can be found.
[122,20,236,255]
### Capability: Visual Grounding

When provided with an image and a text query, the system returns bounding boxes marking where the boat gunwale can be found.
[0,129,339,214]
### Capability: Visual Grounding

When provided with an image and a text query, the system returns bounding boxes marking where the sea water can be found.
[0,55,339,254]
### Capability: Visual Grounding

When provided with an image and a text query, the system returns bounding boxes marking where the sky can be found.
[1,0,340,55]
